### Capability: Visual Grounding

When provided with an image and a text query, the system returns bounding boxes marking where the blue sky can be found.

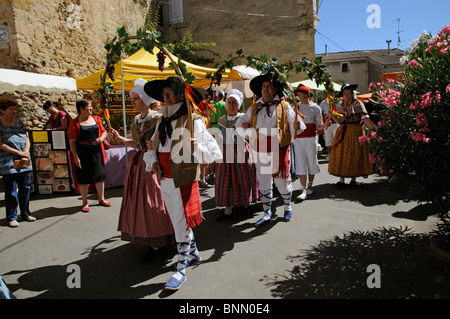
[315,0,450,53]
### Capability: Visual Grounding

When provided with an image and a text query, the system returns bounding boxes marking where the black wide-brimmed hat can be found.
[338,83,358,97]
[250,73,286,98]
[144,76,203,104]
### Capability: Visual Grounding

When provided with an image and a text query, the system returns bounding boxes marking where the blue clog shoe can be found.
[283,210,292,221]
[164,271,186,290]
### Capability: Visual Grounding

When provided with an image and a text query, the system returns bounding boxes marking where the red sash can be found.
[158,152,202,228]
[256,136,272,153]
[158,152,173,178]
[297,123,316,138]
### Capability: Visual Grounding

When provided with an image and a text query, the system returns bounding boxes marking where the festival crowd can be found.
[0,73,374,292]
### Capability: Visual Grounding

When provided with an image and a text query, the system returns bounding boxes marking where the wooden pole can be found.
[272,67,299,139]
[159,46,194,138]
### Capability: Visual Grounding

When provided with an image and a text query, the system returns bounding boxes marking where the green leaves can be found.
[365,25,450,204]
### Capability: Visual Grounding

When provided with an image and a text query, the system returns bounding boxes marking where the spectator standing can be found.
[67,99,111,212]
[0,97,35,228]
[43,100,69,130]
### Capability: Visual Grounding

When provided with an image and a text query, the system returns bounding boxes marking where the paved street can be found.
[1,152,449,301]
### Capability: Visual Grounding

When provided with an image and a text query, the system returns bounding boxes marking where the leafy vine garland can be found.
[98,26,341,130]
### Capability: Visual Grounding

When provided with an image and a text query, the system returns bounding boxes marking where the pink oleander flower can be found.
[446,84,450,93]
[414,113,428,127]
[407,100,419,111]
[420,92,433,108]
[434,91,441,102]
[370,131,377,138]
[440,47,448,55]
[358,135,369,145]
[369,153,376,164]
[410,132,430,143]
[388,88,401,98]
[380,90,398,107]
[410,132,424,142]
[438,25,450,38]
[408,59,420,68]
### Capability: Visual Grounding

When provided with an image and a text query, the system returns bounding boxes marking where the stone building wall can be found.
[158,0,316,82]
[1,0,316,129]
[0,0,149,129]
[1,0,149,77]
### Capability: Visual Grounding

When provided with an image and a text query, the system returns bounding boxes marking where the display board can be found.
[29,130,72,194]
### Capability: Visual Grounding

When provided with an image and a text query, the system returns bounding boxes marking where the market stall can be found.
[1,68,78,195]
[76,48,244,175]
[76,47,242,92]
[67,144,137,194]
[76,47,242,133]
[0,68,77,94]
[29,130,73,195]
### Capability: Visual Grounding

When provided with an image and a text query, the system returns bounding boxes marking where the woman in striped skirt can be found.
[215,89,258,218]
[111,79,175,259]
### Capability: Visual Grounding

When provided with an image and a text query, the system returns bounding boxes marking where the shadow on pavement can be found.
[2,195,284,298]
[4,236,177,298]
[263,226,450,298]
[291,180,408,207]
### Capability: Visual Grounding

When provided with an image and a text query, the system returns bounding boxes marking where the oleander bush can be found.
[362,25,450,207]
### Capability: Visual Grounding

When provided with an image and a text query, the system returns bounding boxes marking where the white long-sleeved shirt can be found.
[299,102,323,126]
[143,101,222,171]
[235,96,305,146]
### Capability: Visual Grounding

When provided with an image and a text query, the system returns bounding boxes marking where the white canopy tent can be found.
[210,65,261,97]
[289,79,342,93]
[0,68,77,93]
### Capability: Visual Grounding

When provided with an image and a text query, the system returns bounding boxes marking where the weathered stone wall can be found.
[1,0,149,77]
[2,90,77,130]
[1,1,316,129]
[160,0,315,82]
[0,0,149,129]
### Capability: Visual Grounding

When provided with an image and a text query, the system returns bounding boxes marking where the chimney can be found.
[386,40,392,54]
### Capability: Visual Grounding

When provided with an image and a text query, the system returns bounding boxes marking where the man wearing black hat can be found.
[236,73,304,227]
[143,77,222,290]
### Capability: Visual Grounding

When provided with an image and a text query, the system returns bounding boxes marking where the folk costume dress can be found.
[143,100,222,289]
[328,99,374,177]
[236,95,301,224]
[117,111,175,247]
[292,102,322,176]
[215,113,258,209]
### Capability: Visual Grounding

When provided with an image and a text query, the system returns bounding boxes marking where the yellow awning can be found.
[76,48,242,91]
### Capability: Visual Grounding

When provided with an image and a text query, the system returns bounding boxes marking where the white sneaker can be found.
[224,206,233,215]
[8,220,19,228]
[297,189,307,200]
